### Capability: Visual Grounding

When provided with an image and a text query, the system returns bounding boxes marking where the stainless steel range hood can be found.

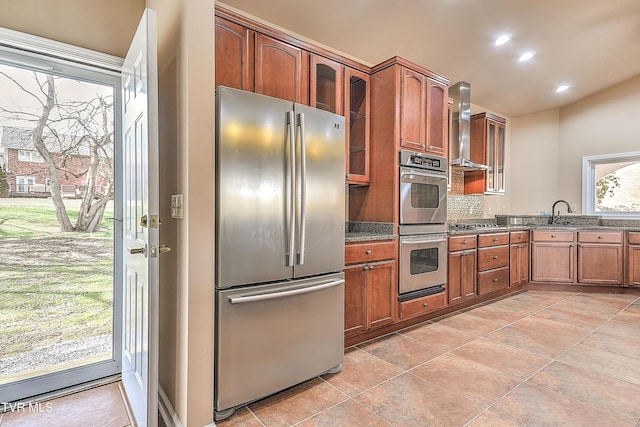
[449,81,489,170]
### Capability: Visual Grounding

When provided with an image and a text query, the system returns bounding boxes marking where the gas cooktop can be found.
[448,223,501,231]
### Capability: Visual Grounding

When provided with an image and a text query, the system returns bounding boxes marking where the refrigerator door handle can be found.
[228,279,345,304]
[287,110,296,267]
[297,112,307,265]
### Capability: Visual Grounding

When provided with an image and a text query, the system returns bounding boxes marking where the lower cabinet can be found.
[344,240,397,338]
[477,232,510,295]
[510,231,529,286]
[530,230,623,286]
[448,235,477,305]
[628,232,640,287]
[577,231,623,285]
[530,231,575,283]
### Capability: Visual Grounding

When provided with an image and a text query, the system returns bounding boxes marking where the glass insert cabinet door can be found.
[345,68,370,184]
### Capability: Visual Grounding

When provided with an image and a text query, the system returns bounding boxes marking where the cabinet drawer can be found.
[510,231,529,244]
[531,230,574,242]
[345,240,396,265]
[578,231,622,244]
[628,232,640,245]
[477,246,509,271]
[478,267,510,295]
[398,290,447,321]
[449,235,477,251]
[478,233,509,247]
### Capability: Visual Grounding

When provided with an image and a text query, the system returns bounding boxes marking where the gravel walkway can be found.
[0,335,112,376]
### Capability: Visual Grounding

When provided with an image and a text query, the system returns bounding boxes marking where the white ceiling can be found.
[218,0,640,117]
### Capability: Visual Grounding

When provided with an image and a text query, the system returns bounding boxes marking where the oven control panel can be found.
[399,150,448,174]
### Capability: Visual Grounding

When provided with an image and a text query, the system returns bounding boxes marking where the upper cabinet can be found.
[464,112,507,194]
[393,61,449,156]
[345,68,370,185]
[255,34,309,104]
[214,16,253,91]
[310,55,344,115]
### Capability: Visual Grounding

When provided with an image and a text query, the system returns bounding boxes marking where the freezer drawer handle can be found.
[228,279,345,304]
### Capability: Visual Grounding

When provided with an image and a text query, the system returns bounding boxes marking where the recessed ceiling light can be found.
[518,51,536,62]
[494,34,512,46]
[556,84,570,93]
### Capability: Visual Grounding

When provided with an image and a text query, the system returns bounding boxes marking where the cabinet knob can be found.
[551,235,556,238]
[363,266,369,271]
[365,250,372,254]
[493,237,499,241]
[423,302,428,307]
[493,255,499,259]
[463,240,468,244]
[493,278,499,282]
[598,236,603,239]
[518,235,523,239]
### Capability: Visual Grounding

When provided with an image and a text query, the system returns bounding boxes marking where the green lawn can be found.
[0,199,114,361]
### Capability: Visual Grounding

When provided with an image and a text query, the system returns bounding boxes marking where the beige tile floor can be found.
[218,290,640,427]
[2,291,639,426]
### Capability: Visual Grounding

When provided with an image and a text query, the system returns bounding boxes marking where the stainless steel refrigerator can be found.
[214,86,346,421]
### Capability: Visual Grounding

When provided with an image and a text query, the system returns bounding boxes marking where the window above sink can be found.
[583,152,640,219]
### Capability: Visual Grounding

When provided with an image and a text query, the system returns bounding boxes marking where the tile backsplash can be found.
[447,194,484,220]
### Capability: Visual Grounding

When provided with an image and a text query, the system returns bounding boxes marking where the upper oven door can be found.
[399,167,447,225]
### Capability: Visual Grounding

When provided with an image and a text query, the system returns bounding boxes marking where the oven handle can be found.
[400,235,447,245]
[400,167,447,181]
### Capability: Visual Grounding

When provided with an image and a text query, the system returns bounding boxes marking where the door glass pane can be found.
[487,123,495,189]
[348,76,367,176]
[0,63,116,391]
[410,247,439,275]
[497,125,505,191]
[315,63,336,113]
[411,183,440,209]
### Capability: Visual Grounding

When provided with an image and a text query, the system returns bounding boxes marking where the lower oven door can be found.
[399,234,447,296]
[399,167,447,225]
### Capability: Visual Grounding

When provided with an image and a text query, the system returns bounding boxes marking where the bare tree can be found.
[0,70,114,232]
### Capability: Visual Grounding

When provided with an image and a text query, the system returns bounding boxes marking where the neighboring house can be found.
[0,126,109,198]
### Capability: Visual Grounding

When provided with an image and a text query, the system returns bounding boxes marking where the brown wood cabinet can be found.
[530,230,623,286]
[310,54,343,115]
[214,16,253,91]
[627,232,640,287]
[344,240,397,338]
[477,232,510,295]
[576,231,623,285]
[254,33,309,104]
[510,231,529,286]
[464,113,507,194]
[530,231,575,283]
[448,235,477,305]
[345,68,370,185]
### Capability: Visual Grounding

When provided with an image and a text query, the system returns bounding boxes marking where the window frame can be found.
[582,151,640,219]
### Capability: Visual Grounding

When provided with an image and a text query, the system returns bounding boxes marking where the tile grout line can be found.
[463,291,640,425]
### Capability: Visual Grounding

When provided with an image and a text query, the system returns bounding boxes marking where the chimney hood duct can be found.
[449,81,489,170]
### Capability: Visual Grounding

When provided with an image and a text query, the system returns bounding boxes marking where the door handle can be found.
[297,112,307,265]
[286,110,296,267]
[128,246,146,256]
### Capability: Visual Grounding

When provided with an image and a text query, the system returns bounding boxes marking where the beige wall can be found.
[0,0,145,57]
[0,1,216,425]
[508,109,561,214]
[150,0,215,425]
[508,74,640,215]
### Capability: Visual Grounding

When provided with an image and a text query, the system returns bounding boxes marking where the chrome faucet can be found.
[551,200,573,224]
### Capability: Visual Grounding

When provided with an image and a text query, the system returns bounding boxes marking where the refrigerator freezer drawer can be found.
[215,273,345,417]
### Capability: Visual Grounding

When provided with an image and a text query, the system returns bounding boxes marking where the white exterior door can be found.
[121,9,159,427]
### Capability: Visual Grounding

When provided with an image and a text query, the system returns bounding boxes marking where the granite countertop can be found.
[345,221,397,243]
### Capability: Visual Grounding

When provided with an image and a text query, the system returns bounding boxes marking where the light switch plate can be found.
[171,194,184,219]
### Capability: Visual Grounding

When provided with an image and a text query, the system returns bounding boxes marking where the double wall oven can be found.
[398,150,448,301]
